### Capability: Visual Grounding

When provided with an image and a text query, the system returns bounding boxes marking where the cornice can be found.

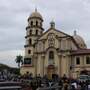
[24,44,34,48]
[28,17,43,22]
[26,25,44,31]
[25,34,41,38]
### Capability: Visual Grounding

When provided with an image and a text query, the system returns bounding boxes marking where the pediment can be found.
[38,28,71,40]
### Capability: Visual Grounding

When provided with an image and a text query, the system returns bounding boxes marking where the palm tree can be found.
[15,55,23,69]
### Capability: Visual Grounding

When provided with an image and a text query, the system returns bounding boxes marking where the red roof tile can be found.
[71,49,90,55]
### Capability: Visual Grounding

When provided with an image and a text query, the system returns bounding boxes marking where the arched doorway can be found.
[48,51,54,65]
[47,51,55,79]
[47,65,55,79]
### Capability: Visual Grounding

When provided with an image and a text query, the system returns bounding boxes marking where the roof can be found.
[37,28,71,40]
[28,9,43,20]
[36,28,79,49]
[71,49,90,55]
[73,31,86,49]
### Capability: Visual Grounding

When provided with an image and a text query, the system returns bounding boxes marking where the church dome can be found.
[73,31,87,49]
[29,9,43,20]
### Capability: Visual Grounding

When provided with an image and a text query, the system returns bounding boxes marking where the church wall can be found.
[74,55,89,68]
[36,41,44,52]
[84,55,90,67]
[45,49,61,75]
[44,39,59,50]
[71,55,90,78]
[40,56,45,76]
[44,52,49,69]
[26,27,41,36]
[84,55,86,66]
[58,55,62,76]
[22,10,90,78]
[28,19,42,27]
[61,39,66,50]
[39,29,66,40]
[59,38,75,50]
[20,67,35,76]
[66,38,71,50]
[31,27,43,35]
[26,36,37,45]
[54,51,59,74]
[36,55,45,76]
[66,55,71,77]
[71,41,77,50]
[37,55,41,75]
[26,29,29,36]
[44,49,59,75]
[60,55,71,77]
[25,47,33,56]
[61,56,66,76]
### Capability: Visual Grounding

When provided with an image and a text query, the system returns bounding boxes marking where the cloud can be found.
[0,0,90,66]
[0,50,24,67]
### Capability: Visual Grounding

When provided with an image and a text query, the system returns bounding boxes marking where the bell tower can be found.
[21,9,44,75]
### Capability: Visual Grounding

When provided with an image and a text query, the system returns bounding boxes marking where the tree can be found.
[15,55,23,68]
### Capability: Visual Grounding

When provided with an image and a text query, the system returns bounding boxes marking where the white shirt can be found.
[71,82,77,89]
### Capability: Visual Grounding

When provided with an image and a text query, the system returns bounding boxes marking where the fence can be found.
[37,86,62,90]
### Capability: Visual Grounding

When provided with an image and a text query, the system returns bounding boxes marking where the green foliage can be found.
[0,63,20,75]
[15,55,23,68]
[0,63,10,71]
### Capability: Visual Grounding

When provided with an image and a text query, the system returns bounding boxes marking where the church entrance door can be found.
[47,65,55,79]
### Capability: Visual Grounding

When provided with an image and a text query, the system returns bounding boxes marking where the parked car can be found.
[78,75,90,82]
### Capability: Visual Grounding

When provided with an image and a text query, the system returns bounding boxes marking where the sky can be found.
[0,0,90,67]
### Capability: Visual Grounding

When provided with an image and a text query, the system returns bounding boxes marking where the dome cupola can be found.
[50,20,55,28]
[28,8,43,21]
[73,30,87,49]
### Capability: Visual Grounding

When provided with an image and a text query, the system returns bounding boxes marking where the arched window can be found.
[24,58,32,64]
[28,50,31,54]
[86,56,90,64]
[49,51,54,59]
[29,38,32,45]
[30,30,32,35]
[31,21,33,26]
[36,30,38,35]
[49,51,54,65]
[36,21,38,26]
[76,57,80,65]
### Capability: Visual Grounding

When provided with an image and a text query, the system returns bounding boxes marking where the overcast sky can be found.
[0,0,90,67]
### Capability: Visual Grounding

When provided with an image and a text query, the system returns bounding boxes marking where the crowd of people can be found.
[19,72,90,90]
[0,70,90,90]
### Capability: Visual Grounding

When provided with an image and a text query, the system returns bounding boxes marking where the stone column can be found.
[61,55,66,77]
[41,55,45,77]
[34,54,38,76]
[61,54,70,77]
[58,55,62,77]
[66,55,71,77]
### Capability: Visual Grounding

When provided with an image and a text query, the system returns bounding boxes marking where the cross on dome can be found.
[74,30,77,36]
[50,20,55,28]
[35,8,37,12]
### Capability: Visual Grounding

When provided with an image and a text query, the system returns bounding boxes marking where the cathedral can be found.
[20,9,90,78]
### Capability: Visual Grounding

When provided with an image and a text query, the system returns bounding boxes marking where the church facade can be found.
[20,9,90,78]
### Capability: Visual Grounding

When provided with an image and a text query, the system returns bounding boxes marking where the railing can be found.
[0,86,21,90]
[0,81,22,90]
[37,86,62,90]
